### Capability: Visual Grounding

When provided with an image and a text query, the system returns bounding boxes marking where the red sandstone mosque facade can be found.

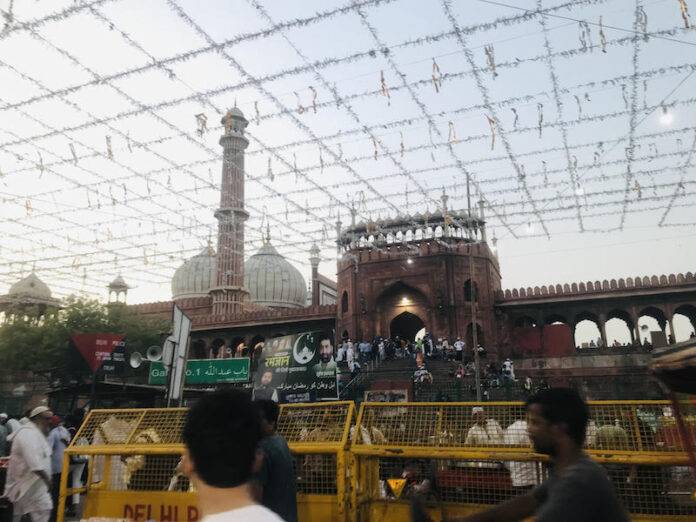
[110,108,696,388]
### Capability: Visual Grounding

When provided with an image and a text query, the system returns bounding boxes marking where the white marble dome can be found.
[244,241,307,309]
[171,247,216,300]
[8,272,53,299]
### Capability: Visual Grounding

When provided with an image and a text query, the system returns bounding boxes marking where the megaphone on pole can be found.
[129,351,143,369]
[146,345,163,362]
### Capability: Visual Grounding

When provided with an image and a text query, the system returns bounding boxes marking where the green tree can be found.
[0,296,169,382]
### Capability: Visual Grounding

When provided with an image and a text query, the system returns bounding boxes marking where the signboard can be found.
[148,358,250,385]
[101,341,126,375]
[387,478,407,498]
[253,331,337,403]
[72,333,125,373]
[82,490,198,522]
[168,304,192,402]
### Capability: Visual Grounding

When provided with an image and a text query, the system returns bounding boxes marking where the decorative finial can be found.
[265,223,271,244]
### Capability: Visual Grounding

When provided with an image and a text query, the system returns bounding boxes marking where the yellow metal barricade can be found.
[350,401,696,522]
[277,401,355,522]
[57,402,354,522]
[58,408,193,522]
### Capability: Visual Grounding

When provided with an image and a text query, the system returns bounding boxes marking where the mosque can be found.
[4,107,696,397]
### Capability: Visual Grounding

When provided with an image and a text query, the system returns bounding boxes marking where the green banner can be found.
[148,358,250,385]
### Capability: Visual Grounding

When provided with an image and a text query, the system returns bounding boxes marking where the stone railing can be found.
[497,272,696,301]
[192,304,337,328]
[338,240,498,271]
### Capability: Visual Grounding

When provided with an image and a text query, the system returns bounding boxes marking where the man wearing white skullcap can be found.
[3,405,54,522]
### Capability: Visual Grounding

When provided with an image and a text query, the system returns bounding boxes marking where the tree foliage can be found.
[0,297,169,381]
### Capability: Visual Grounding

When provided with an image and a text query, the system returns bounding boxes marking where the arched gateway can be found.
[390,311,425,341]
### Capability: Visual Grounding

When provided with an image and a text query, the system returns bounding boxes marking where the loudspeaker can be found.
[129,351,143,369]
[146,345,163,362]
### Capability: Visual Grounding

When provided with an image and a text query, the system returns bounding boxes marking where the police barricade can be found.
[57,401,354,522]
[350,401,696,522]
[276,401,355,522]
[57,408,193,522]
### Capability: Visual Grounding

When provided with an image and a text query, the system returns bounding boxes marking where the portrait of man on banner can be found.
[253,330,337,403]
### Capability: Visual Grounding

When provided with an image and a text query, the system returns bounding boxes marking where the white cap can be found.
[29,405,51,418]
[0,413,7,419]
[472,406,484,414]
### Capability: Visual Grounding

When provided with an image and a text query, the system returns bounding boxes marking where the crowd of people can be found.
[187,388,629,521]
[0,397,300,522]
[0,407,87,522]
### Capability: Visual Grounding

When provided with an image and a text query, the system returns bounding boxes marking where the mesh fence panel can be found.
[295,453,338,495]
[355,401,696,453]
[278,402,352,444]
[356,456,696,517]
[105,453,188,492]
[69,408,188,447]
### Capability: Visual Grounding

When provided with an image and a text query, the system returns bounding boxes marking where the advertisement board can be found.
[148,358,250,385]
[253,331,337,403]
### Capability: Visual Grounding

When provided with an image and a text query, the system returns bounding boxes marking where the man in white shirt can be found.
[465,407,504,446]
[47,415,71,522]
[504,419,540,489]
[454,337,466,361]
[181,390,284,521]
[345,341,355,366]
[4,406,54,522]
[465,407,503,469]
[502,359,516,382]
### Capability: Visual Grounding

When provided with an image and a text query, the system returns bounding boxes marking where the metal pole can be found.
[467,172,482,401]
[90,369,98,409]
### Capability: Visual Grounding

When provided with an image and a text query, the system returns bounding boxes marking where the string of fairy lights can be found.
[0,0,695,301]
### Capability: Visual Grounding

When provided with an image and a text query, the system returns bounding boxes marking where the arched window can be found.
[464,279,478,302]
[341,291,349,314]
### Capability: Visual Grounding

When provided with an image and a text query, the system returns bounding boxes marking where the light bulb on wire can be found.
[659,105,674,126]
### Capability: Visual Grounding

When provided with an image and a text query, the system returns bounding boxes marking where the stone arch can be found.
[210,338,225,359]
[464,279,478,302]
[341,291,349,314]
[376,281,430,339]
[637,306,668,345]
[544,314,568,326]
[466,322,485,350]
[573,311,601,348]
[390,311,425,341]
[230,336,246,357]
[190,339,207,359]
[673,304,696,341]
[606,309,635,345]
[249,334,265,351]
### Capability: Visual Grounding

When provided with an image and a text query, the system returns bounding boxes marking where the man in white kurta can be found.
[4,406,54,522]
[503,419,540,489]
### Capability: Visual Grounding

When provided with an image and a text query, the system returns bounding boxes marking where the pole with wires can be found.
[466,171,482,401]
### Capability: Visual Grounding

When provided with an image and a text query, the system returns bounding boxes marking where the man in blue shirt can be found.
[253,400,297,522]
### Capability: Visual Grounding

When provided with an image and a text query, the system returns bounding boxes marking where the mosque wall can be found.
[335,241,503,350]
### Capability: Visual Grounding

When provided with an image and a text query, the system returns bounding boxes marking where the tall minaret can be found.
[210,107,250,316]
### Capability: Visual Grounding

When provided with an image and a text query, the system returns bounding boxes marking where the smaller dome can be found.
[108,275,129,291]
[244,241,306,308]
[171,247,216,300]
[229,106,245,118]
[8,272,53,299]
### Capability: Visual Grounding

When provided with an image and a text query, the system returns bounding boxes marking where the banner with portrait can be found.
[252,330,337,403]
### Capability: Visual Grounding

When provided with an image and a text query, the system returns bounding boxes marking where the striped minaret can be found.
[210,107,250,316]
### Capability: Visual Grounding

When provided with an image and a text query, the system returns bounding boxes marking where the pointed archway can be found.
[390,311,425,341]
